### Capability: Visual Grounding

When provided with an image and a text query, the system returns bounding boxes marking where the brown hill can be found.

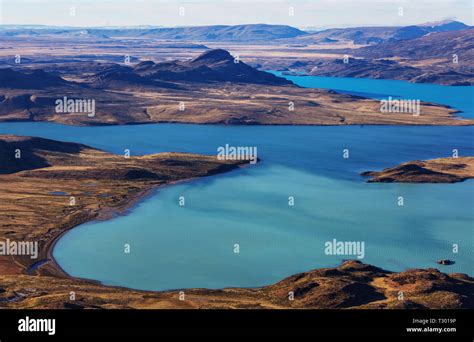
[0,24,307,41]
[362,157,474,183]
[0,50,470,125]
[128,49,292,85]
[0,135,86,174]
[1,260,472,309]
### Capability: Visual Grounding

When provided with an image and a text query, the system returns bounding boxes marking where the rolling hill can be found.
[0,24,308,41]
[293,20,470,45]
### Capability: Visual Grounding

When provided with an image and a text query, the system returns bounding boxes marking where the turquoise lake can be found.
[273,72,474,119]
[0,76,472,291]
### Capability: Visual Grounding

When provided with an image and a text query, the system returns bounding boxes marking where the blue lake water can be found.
[0,76,472,291]
[273,72,474,119]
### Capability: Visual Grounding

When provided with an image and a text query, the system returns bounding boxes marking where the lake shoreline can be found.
[1,133,472,309]
[47,157,473,293]
[1,110,471,127]
[2,124,472,281]
[1,73,472,307]
[44,164,255,283]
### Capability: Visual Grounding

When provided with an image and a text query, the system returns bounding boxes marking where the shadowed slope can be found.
[130,49,293,85]
[0,68,70,89]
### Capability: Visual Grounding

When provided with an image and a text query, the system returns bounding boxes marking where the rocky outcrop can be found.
[114,49,293,86]
[362,157,474,183]
[0,260,472,309]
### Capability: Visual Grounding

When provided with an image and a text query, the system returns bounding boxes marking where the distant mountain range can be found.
[0,24,307,41]
[284,28,474,85]
[0,21,472,85]
[293,20,471,45]
[0,21,469,43]
[359,28,474,61]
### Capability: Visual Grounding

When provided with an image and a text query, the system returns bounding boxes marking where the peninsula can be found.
[362,157,474,183]
[0,50,471,126]
[0,135,249,275]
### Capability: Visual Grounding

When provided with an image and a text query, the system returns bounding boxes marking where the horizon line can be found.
[0,20,470,31]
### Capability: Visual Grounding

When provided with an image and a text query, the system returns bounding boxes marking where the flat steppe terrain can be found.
[1,49,470,126]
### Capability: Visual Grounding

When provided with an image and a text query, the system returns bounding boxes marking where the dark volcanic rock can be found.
[0,68,69,89]
[0,135,87,174]
[124,169,160,180]
[307,58,421,81]
[92,64,181,89]
[437,259,455,265]
[88,49,292,88]
[131,49,293,86]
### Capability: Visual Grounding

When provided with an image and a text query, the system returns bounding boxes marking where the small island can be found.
[361,157,474,183]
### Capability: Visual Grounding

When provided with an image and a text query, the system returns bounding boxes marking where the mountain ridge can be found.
[0,24,308,41]
[95,49,293,86]
[293,20,471,45]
